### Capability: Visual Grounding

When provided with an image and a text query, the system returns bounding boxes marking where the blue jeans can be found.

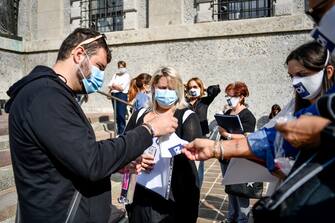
[220,161,250,223]
[227,194,250,223]
[112,92,128,135]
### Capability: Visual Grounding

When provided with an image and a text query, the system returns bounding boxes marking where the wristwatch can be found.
[226,133,232,140]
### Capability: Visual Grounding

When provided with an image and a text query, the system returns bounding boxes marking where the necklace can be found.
[56,74,68,84]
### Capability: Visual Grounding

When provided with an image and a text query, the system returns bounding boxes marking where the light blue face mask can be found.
[82,65,104,94]
[78,57,105,94]
[154,88,178,108]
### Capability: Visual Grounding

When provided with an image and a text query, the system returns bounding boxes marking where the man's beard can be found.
[77,58,91,94]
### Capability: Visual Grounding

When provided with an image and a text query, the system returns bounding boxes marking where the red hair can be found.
[225,81,249,105]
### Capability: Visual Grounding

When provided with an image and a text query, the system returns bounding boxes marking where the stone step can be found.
[0,187,16,223]
[0,114,8,121]
[0,216,14,223]
[0,166,15,192]
[0,114,8,137]
[86,112,114,124]
[0,128,8,137]
[0,150,10,168]
[0,136,9,151]
[91,121,116,132]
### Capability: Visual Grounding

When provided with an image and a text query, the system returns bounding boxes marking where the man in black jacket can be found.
[5,28,177,223]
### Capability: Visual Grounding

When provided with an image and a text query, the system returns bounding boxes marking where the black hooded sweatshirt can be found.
[5,66,152,223]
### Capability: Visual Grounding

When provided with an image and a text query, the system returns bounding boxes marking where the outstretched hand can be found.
[182,138,216,161]
[275,115,330,148]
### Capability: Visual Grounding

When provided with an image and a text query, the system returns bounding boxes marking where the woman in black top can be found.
[126,67,202,223]
[219,81,256,223]
[186,78,221,187]
[186,78,221,135]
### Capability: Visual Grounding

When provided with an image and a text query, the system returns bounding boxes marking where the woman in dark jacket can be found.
[186,78,221,136]
[186,77,221,186]
[126,67,202,223]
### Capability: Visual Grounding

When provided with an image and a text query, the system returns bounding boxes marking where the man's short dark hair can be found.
[56,28,112,63]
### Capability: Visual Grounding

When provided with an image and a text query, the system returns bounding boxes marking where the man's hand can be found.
[275,115,331,148]
[182,138,216,161]
[146,110,178,136]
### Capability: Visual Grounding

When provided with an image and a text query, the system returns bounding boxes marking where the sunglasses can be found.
[305,0,329,23]
[77,34,107,47]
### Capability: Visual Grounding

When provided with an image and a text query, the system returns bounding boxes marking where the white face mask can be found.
[189,88,201,97]
[310,5,335,58]
[226,96,240,108]
[118,67,127,74]
[292,69,324,100]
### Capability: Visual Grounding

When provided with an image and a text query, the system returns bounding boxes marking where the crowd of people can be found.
[3,0,335,222]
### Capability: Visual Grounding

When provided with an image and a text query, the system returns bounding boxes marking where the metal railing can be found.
[213,0,274,21]
[80,0,124,33]
[97,90,132,135]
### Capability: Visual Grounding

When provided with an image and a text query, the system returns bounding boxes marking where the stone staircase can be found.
[0,112,126,223]
[0,114,15,223]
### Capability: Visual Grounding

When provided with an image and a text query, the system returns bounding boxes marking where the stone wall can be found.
[183,0,196,24]
[91,30,312,123]
[0,51,24,99]
[0,0,315,125]
[137,0,148,29]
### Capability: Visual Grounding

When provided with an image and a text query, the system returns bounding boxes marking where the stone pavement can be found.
[198,159,228,223]
[109,159,262,223]
[108,160,228,223]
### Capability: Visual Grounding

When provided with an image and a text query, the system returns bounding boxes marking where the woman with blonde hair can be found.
[125,67,202,223]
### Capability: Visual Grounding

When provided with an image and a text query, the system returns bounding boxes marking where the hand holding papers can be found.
[137,133,189,199]
[214,114,244,134]
[160,133,188,158]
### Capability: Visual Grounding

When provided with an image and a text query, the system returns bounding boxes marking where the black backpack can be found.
[252,148,335,223]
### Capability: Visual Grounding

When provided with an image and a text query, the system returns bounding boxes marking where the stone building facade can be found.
[0,0,314,125]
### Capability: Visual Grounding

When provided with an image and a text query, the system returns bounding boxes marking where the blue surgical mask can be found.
[78,57,105,94]
[82,65,104,94]
[154,89,178,108]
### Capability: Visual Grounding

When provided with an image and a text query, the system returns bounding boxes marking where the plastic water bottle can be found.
[274,115,296,176]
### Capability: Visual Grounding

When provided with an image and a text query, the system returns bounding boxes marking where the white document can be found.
[222,158,278,185]
[160,133,188,158]
[137,134,188,199]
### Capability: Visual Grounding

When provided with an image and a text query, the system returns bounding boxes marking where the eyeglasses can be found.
[305,0,329,23]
